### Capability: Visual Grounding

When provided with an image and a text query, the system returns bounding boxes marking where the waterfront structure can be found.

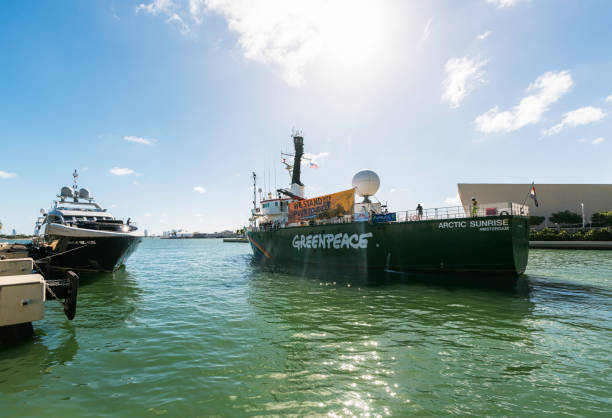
[0,257,46,342]
[457,184,612,222]
[246,133,530,276]
[33,171,142,273]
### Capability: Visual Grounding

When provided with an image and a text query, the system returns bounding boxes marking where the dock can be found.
[529,241,612,250]
[0,257,46,343]
[0,242,30,259]
[223,237,248,243]
[1,244,80,344]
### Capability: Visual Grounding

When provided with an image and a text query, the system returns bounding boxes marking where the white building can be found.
[457,184,612,221]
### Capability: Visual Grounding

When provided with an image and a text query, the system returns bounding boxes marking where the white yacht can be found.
[34,171,142,272]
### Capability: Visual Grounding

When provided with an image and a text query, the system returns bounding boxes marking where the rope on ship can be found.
[33,243,92,263]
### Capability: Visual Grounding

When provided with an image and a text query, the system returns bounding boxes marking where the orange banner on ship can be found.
[288,188,355,223]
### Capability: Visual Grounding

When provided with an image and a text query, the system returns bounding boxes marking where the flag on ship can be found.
[309,162,318,169]
[529,183,539,207]
[73,169,78,180]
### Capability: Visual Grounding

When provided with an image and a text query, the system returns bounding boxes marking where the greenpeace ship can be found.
[33,171,142,273]
[246,133,530,276]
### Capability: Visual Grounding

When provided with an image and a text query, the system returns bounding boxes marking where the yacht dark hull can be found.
[38,234,142,273]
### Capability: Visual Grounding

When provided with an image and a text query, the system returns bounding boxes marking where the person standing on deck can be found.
[471,197,479,217]
[416,204,423,220]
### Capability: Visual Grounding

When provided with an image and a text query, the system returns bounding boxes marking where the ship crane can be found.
[276,188,304,201]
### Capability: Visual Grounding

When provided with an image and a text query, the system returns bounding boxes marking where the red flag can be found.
[529,184,539,207]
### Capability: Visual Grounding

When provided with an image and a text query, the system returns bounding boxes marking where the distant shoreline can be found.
[161,234,245,240]
[0,235,33,240]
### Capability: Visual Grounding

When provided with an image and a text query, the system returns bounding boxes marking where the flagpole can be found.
[521,181,534,209]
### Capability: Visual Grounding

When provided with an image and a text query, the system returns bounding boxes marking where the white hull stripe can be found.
[44,223,143,239]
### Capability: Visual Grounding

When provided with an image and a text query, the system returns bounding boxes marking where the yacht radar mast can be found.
[72,169,79,202]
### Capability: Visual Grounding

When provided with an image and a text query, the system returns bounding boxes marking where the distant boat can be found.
[33,171,142,273]
[246,132,530,277]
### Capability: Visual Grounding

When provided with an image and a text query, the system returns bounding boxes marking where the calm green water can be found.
[1,239,611,416]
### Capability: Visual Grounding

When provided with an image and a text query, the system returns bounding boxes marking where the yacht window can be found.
[87,217,95,221]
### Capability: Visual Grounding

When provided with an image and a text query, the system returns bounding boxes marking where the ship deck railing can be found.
[397,202,529,222]
[249,202,529,232]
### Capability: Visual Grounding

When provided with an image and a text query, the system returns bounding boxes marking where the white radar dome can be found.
[79,188,90,199]
[352,170,380,197]
[60,186,73,197]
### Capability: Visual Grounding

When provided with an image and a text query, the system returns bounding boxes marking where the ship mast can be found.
[72,169,79,202]
[279,131,307,199]
[252,172,257,212]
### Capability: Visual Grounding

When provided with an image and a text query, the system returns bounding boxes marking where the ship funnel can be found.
[291,133,304,186]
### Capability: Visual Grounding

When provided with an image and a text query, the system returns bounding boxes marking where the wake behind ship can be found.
[33,171,142,273]
[246,133,529,276]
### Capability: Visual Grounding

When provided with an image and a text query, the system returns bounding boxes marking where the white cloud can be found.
[124,135,156,145]
[477,30,492,40]
[441,56,488,108]
[193,186,206,193]
[137,0,174,15]
[606,94,612,103]
[445,194,461,205]
[141,0,390,86]
[422,17,433,41]
[137,0,191,35]
[203,0,323,86]
[486,0,522,8]
[0,170,17,179]
[303,151,330,164]
[543,106,606,136]
[144,213,153,217]
[201,0,389,87]
[189,0,206,23]
[110,167,135,176]
[167,13,191,35]
[475,70,573,134]
[578,138,585,143]
[593,137,605,145]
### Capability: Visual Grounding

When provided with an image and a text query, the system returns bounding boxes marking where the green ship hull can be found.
[247,215,529,276]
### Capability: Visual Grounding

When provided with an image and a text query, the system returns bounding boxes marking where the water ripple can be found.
[0,240,610,416]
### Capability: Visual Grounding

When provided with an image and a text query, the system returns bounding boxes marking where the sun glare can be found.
[316,1,394,79]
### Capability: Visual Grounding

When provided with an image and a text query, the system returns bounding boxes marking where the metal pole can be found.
[521,182,533,209]
[252,172,257,212]
[581,203,585,230]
